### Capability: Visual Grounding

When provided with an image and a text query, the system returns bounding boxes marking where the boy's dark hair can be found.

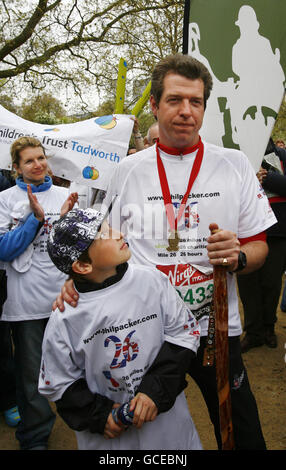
[151,53,213,109]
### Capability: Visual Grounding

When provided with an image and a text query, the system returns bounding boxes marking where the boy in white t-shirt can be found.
[39,206,202,450]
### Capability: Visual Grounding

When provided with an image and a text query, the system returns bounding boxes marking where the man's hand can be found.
[103,404,126,440]
[60,192,78,217]
[129,393,158,429]
[52,278,78,312]
[27,184,45,222]
[256,167,268,185]
[207,223,241,272]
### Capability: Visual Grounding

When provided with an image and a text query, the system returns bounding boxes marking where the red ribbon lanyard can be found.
[156,138,204,231]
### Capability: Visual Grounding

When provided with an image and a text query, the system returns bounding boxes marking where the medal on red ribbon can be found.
[156,138,204,252]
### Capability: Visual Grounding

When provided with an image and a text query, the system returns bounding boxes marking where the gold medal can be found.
[156,139,204,255]
[167,230,180,252]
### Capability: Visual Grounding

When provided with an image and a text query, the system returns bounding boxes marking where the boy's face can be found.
[87,221,131,273]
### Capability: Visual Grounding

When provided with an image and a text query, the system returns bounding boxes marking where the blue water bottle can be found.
[112,403,134,426]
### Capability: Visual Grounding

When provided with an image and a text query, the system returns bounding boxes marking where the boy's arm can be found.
[136,341,195,413]
[55,378,124,437]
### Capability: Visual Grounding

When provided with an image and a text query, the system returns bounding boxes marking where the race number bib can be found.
[156,263,213,321]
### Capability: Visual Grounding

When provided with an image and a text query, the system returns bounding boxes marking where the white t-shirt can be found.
[39,264,202,450]
[0,184,68,321]
[103,141,277,337]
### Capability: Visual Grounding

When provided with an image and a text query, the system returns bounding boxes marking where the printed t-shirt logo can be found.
[172,201,200,230]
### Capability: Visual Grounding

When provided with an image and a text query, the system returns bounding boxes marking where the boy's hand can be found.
[60,192,78,217]
[52,278,78,312]
[129,393,158,429]
[27,184,45,222]
[104,404,127,439]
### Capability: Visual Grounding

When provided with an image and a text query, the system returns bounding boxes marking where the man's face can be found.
[276,140,285,149]
[150,73,205,149]
[15,146,48,185]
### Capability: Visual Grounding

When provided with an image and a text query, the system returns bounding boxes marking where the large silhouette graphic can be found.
[188,5,285,171]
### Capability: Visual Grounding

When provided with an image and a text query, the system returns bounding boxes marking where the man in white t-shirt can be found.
[57,54,276,449]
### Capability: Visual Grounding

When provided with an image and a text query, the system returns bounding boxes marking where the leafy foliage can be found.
[0,0,184,112]
[272,96,286,144]
[20,92,66,123]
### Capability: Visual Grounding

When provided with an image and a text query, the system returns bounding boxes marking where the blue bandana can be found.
[47,208,106,274]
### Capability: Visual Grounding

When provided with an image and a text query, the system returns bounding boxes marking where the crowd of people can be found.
[0,53,284,451]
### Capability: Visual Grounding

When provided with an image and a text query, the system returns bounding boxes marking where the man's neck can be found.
[158,131,200,150]
[157,136,201,155]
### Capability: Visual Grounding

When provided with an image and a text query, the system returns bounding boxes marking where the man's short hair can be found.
[151,53,213,108]
[10,136,46,176]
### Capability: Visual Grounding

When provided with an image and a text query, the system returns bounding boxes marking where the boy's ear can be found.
[72,260,92,275]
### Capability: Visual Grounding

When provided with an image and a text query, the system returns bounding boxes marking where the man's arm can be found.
[207,223,268,274]
[236,239,268,274]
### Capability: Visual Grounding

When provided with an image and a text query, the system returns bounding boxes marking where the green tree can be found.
[0,94,18,113]
[95,1,184,111]
[272,95,286,143]
[0,0,183,112]
[19,92,66,123]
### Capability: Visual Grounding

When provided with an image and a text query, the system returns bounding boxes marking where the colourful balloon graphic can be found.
[91,168,99,180]
[82,166,99,180]
[94,115,117,130]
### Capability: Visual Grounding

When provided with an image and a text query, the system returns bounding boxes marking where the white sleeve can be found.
[38,312,85,402]
[238,153,277,238]
[159,272,201,353]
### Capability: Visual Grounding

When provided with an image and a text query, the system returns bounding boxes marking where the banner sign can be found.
[0,106,134,190]
[183,0,286,171]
